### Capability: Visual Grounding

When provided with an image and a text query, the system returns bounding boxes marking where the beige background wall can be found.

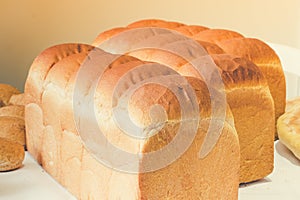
[1,0,300,91]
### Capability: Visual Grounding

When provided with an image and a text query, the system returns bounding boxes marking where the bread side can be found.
[216,38,286,129]
[212,54,274,182]
[178,54,275,182]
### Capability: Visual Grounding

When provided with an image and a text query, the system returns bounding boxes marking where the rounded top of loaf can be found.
[25,43,94,104]
[192,29,244,43]
[127,19,184,29]
[173,25,209,37]
[179,53,268,88]
[217,38,281,65]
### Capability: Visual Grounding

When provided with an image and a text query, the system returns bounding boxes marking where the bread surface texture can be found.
[0,137,25,171]
[0,84,20,107]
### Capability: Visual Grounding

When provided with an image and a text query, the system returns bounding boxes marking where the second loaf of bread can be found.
[93,19,279,183]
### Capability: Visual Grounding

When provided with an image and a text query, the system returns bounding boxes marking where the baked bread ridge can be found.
[25,44,240,199]
[25,43,94,105]
[92,22,275,182]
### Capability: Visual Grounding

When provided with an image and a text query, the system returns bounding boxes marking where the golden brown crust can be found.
[0,138,24,172]
[0,84,20,107]
[173,25,209,37]
[217,38,280,65]
[217,38,286,131]
[193,29,244,43]
[197,40,225,54]
[93,27,128,46]
[127,19,184,29]
[178,54,267,89]
[136,76,235,153]
[178,54,274,182]
[210,54,274,182]
[25,43,94,105]
[0,116,25,146]
[139,121,239,199]
[8,93,26,106]
[211,54,267,87]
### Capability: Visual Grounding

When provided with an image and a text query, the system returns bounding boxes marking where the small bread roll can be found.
[0,84,20,107]
[277,97,300,159]
[0,137,25,171]
[0,105,24,119]
[9,93,26,106]
[0,116,25,146]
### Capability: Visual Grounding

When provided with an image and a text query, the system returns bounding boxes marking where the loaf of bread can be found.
[92,19,277,183]
[25,43,240,199]
[0,84,25,172]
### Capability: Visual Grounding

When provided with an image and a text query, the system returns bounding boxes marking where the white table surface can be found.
[1,43,300,199]
[0,153,76,200]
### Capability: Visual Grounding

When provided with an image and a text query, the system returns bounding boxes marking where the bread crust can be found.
[193,29,244,43]
[0,105,24,119]
[217,38,286,126]
[8,93,26,106]
[0,84,20,107]
[173,25,208,36]
[127,19,184,29]
[25,43,94,105]
[0,138,24,172]
[0,116,25,146]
